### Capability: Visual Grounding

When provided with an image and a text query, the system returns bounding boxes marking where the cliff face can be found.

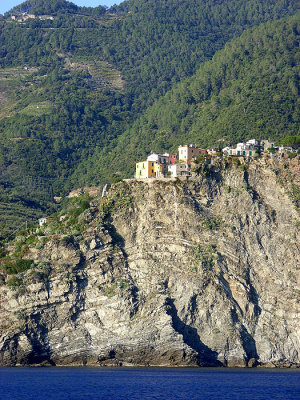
[0,157,299,367]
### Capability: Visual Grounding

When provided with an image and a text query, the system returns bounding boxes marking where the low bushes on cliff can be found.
[192,244,216,273]
[98,182,133,223]
[6,276,23,288]
[1,258,33,275]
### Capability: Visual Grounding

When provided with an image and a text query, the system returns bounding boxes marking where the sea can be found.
[0,367,299,400]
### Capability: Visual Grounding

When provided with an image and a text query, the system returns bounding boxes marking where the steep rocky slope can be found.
[0,157,299,367]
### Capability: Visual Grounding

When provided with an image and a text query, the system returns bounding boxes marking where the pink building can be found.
[164,153,177,165]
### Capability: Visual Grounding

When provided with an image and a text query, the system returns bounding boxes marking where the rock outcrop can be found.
[0,157,299,367]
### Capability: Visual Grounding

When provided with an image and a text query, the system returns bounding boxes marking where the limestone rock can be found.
[0,158,299,367]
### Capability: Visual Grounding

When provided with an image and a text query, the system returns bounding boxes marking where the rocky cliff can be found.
[0,157,299,367]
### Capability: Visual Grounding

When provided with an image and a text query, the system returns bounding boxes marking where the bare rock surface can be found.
[0,158,299,367]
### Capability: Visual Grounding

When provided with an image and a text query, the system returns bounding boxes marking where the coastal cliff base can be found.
[1,158,299,367]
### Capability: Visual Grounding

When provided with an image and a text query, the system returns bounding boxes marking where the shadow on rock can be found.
[165,297,222,366]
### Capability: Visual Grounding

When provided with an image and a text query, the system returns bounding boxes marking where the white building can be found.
[278,146,295,153]
[236,142,245,151]
[39,217,48,227]
[168,163,191,177]
[207,148,218,155]
[246,139,260,147]
[147,153,169,164]
[147,153,169,174]
[39,15,54,20]
[226,148,256,157]
[223,139,260,157]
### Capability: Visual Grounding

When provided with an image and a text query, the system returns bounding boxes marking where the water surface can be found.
[0,367,299,400]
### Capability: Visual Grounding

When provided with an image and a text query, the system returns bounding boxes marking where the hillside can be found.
[7,0,107,17]
[0,158,299,367]
[77,15,300,184]
[8,0,80,15]
[0,0,298,238]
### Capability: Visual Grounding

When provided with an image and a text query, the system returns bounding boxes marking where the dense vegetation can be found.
[0,0,298,239]
[8,0,106,16]
[86,15,299,182]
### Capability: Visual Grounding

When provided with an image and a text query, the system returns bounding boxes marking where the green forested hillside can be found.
[8,0,107,17]
[9,0,80,15]
[0,0,298,238]
[84,15,299,183]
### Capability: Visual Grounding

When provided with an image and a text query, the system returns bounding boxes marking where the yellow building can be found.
[154,162,163,177]
[136,161,163,178]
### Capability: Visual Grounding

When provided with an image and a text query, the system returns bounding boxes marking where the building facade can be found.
[164,153,177,165]
[260,139,275,152]
[147,153,169,174]
[168,162,191,177]
[223,139,260,157]
[136,160,163,178]
[178,144,207,161]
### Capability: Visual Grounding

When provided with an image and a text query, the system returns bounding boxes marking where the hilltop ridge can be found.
[7,0,83,16]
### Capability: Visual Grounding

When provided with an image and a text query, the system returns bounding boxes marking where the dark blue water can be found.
[0,367,299,400]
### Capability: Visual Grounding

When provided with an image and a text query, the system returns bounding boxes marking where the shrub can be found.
[232,157,241,166]
[98,183,132,221]
[0,247,7,259]
[290,183,300,207]
[7,276,23,287]
[28,270,47,284]
[26,235,38,246]
[2,259,33,275]
[202,216,221,230]
[192,244,215,272]
[111,177,123,183]
[119,279,129,290]
[67,194,92,225]
[279,135,300,148]
[103,282,118,298]
[60,235,74,247]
